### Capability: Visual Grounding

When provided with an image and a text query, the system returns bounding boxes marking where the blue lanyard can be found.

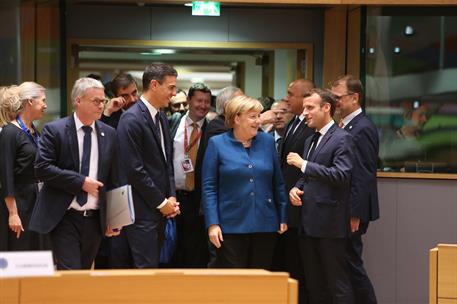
[16,115,39,146]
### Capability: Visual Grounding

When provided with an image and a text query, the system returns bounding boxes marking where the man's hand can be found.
[105,225,121,237]
[103,97,125,116]
[260,110,276,125]
[159,197,180,218]
[287,152,305,169]
[289,187,304,206]
[278,223,288,234]
[208,224,223,248]
[82,177,103,197]
[350,217,360,233]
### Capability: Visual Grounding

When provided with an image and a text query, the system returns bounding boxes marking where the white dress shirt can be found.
[69,113,99,211]
[341,108,362,128]
[173,113,205,190]
[301,120,335,173]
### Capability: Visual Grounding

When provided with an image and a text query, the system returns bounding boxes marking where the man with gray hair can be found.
[30,77,119,270]
[200,86,243,154]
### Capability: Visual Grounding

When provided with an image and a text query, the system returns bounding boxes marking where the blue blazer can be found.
[116,101,175,222]
[344,112,380,223]
[30,116,118,234]
[296,123,354,238]
[202,131,287,234]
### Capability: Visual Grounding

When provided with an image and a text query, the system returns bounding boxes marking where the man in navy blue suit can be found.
[288,88,355,304]
[112,63,180,268]
[30,77,119,270]
[332,75,379,304]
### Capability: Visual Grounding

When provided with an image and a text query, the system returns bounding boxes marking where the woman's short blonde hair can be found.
[0,85,21,127]
[224,95,263,128]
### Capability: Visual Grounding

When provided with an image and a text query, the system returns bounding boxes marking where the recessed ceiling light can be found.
[184,2,192,7]
[404,26,414,36]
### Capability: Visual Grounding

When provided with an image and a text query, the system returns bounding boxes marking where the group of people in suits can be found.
[0,63,379,304]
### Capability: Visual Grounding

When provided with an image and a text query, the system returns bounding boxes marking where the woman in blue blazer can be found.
[202,95,288,269]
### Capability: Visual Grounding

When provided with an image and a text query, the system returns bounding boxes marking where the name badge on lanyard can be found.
[181,121,201,173]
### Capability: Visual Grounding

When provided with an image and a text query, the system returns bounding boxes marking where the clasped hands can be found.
[159,196,181,218]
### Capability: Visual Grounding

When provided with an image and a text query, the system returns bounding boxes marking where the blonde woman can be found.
[202,95,287,269]
[0,82,47,250]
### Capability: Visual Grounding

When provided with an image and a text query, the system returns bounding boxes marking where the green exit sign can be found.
[192,1,220,16]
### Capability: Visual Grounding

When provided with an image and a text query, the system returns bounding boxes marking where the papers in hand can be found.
[106,185,135,230]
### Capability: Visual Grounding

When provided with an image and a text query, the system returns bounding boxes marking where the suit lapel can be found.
[138,101,163,151]
[66,115,80,172]
[310,124,337,162]
[344,112,363,133]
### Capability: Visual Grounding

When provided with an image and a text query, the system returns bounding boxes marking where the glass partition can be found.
[365,7,457,174]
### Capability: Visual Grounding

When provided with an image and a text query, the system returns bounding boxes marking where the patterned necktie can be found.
[185,123,199,191]
[76,125,92,206]
[306,131,321,160]
[339,120,345,128]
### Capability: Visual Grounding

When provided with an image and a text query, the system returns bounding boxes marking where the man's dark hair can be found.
[111,73,136,96]
[142,63,178,91]
[188,82,211,100]
[332,75,363,105]
[257,96,275,112]
[311,88,337,117]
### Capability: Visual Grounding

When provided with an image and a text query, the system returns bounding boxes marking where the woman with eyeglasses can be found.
[0,82,48,250]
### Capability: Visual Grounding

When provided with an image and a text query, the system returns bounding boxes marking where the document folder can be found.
[106,185,135,229]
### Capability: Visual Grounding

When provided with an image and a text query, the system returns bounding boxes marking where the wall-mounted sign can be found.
[192,1,220,16]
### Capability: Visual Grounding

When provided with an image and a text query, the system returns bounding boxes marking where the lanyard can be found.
[16,115,39,146]
[183,121,201,156]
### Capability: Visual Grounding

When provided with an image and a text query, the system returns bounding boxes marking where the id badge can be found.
[181,157,194,173]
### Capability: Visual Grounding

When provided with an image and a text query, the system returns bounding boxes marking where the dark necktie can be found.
[286,117,300,139]
[154,112,162,143]
[306,131,321,160]
[76,125,92,206]
[275,137,282,153]
[281,117,300,155]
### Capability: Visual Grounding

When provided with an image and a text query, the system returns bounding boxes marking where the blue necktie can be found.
[76,125,92,206]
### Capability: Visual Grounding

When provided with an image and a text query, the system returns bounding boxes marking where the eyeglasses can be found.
[89,98,106,106]
[335,93,354,101]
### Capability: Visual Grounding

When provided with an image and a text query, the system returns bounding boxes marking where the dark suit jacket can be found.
[279,117,314,227]
[30,116,118,234]
[200,115,226,155]
[116,101,175,222]
[344,112,380,223]
[100,110,122,129]
[169,113,208,209]
[296,123,354,238]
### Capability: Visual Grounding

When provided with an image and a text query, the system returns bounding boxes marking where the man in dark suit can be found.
[332,75,379,304]
[100,73,138,129]
[288,88,355,304]
[200,86,243,153]
[273,79,314,304]
[269,99,294,152]
[112,63,180,268]
[30,77,119,270]
[169,82,211,268]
